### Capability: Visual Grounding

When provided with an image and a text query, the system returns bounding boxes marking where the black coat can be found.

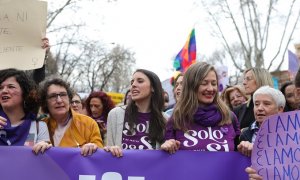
[233,99,255,130]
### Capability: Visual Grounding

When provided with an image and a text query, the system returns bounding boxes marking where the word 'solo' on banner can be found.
[252,110,300,180]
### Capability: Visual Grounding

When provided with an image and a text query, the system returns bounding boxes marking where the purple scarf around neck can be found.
[0,109,34,146]
[193,104,222,127]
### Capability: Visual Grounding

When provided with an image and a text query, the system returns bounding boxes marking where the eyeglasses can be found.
[71,100,81,105]
[243,76,254,82]
[47,92,68,101]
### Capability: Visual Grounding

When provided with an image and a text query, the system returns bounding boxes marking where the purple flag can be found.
[0,146,250,180]
[288,50,299,77]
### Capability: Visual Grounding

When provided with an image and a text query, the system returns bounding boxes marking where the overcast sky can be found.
[49,0,300,81]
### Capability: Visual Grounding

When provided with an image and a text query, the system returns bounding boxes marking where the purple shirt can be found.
[122,112,153,150]
[165,119,237,152]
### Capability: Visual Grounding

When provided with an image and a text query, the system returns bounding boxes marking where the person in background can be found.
[233,68,273,130]
[32,38,50,84]
[85,91,115,139]
[0,69,51,154]
[163,91,170,111]
[161,62,240,153]
[123,89,132,105]
[238,86,285,156]
[165,73,183,118]
[105,69,166,157]
[280,81,297,112]
[71,92,85,114]
[39,78,103,156]
[243,87,286,180]
[246,68,300,179]
[223,85,249,110]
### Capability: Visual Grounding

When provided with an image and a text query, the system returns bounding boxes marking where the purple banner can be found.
[0,146,250,180]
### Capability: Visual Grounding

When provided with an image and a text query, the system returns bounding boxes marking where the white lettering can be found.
[183,130,198,147]
[123,122,150,136]
[123,122,136,136]
[79,172,146,180]
[79,175,96,180]
[101,172,122,180]
[140,136,153,149]
[198,130,208,139]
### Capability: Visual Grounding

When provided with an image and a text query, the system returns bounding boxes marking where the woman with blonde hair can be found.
[161,62,240,152]
[233,68,273,130]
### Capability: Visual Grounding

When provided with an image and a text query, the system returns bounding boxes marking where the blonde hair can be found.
[173,62,231,131]
[244,68,273,89]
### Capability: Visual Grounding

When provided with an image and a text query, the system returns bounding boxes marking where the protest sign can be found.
[252,110,300,179]
[0,0,47,70]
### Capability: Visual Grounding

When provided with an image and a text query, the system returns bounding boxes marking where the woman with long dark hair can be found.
[105,69,166,157]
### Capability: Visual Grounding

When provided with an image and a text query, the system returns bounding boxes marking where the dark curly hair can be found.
[85,91,115,121]
[39,78,73,114]
[0,68,39,115]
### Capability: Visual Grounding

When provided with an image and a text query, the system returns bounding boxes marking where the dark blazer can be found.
[233,99,255,130]
[239,127,254,143]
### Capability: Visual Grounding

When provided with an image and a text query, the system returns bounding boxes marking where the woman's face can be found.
[130,72,152,103]
[243,70,258,95]
[46,85,70,118]
[89,97,103,119]
[285,84,297,109]
[125,91,132,105]
[197,70,218,105]
[71,95,83,113]
[174,76,183,102]
[254,94,283,125]
[229,89,246,108]
[0,77,23,110]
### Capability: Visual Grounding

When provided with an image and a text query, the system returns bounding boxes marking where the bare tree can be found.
[103,45,136,93]
[72,42,135,92]
[45,1,135,93]
[202,0,300,71]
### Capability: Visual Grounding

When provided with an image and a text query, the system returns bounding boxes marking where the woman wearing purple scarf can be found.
[0,69,51,154]
[161,62,240,153]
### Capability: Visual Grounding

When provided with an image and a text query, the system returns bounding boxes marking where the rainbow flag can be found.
[173,29,196,72]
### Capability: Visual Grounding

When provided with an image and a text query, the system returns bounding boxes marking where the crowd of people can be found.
[1,41,300,179]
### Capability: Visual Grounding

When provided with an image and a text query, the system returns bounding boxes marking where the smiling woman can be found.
[161,62,240,153]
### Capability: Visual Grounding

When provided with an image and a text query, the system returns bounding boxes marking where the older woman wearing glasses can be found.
[39,78,103,156]
[71,92,85,114]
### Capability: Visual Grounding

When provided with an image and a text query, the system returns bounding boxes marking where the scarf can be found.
[0,110,35,146]
[193,104,222,127]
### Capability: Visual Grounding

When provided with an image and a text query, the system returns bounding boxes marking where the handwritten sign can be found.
[0,0,47,70]
[252,110,300,179]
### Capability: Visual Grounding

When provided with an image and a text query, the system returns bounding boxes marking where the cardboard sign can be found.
[0,0,47,70]
[252,110,300,179]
